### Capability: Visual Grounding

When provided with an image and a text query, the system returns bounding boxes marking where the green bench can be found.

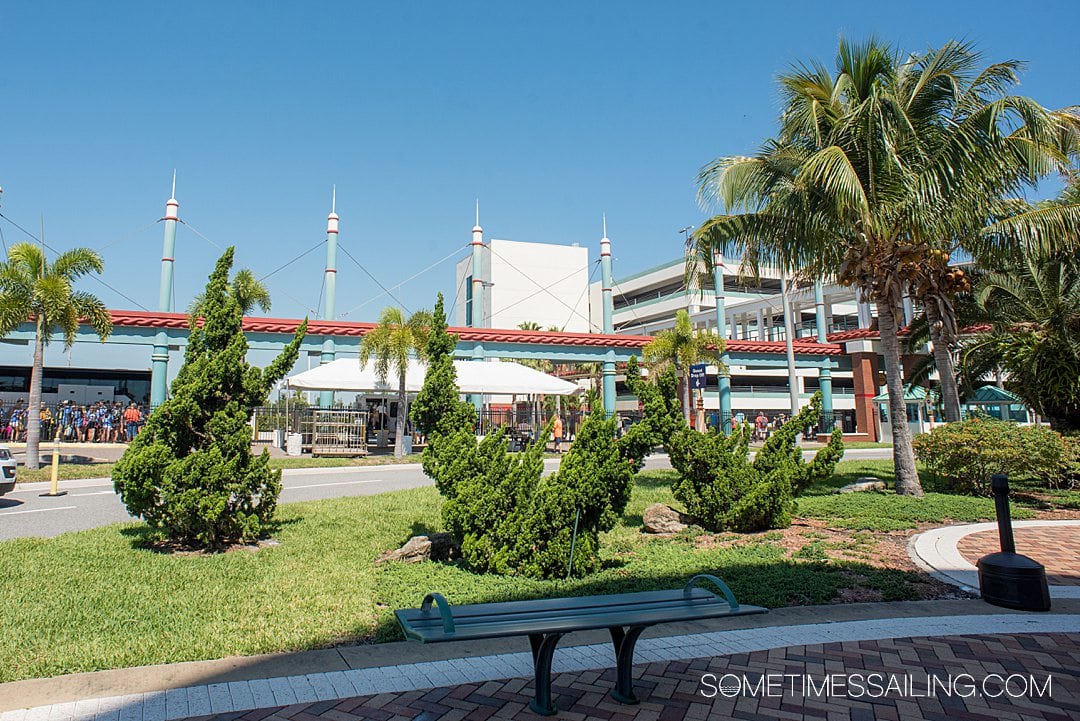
[395,574,767,715]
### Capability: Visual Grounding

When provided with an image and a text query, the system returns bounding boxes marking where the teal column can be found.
[150,189,179,409]
[468,214,484,410]
[713,250,732,433]
[601,227,615,417]
[814,281,834,430]
[319,198,340,408]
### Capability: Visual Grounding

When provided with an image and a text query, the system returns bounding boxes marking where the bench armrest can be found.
[683,574,739,610]
[420,592,455,634]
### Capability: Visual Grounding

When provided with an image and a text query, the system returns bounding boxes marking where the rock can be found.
[836,478,887,494]
[642,503,695,534]
[376,533,459,564]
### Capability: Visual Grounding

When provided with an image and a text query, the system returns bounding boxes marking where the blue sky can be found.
[1,1,1077,323]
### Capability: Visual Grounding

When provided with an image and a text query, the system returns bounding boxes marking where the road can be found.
[0,449,891,541]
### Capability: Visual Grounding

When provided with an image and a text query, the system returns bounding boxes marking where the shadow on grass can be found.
[119,516,303,554]
[366,556,930,643]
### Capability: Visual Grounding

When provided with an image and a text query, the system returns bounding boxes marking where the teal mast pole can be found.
[320,187,339,408]
[713,249,732,432]
[150,173,178,408]
[814,281,834,429]
[600,216,616,417]
[469,203,484,412]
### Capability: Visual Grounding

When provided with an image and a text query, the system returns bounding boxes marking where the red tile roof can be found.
[107,310,843,356]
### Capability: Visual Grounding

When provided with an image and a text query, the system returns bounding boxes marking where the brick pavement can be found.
[957,527,1080,586]
[177,633,1079,721]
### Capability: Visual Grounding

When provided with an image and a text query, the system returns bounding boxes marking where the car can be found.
[0,445,16,495]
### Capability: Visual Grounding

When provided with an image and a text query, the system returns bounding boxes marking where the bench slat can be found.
[396,588,766,643]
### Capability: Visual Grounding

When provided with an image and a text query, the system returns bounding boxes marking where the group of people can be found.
[0,399,147,443]
[751,411,787,441]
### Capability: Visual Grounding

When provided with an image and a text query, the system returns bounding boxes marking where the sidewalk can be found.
[909,519,1080,598]
[2,599,1077,720]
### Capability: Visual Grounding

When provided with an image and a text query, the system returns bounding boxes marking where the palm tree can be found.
[187,268,272,321]
[690,38,1079,495]
[642,309,725,424]
[0,243,112,469]
[959,250,1080,431]
[360,306,433,457]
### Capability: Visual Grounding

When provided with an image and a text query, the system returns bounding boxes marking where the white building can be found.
[454,238,591,332]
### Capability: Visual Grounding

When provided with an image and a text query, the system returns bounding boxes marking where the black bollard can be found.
[976,474,1051,612]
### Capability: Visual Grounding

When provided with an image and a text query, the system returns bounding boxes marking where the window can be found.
[465,276,473,326]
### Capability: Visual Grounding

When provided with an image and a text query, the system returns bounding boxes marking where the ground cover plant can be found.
[8,458,1072,683]
[112,249,306,548]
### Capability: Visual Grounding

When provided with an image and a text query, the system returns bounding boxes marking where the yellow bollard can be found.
[39,429,67,498]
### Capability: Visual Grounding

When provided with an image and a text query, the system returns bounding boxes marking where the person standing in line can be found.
[552,413,564,453]
[123,403,140,442]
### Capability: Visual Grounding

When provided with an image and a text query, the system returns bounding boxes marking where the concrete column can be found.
[150,181,179,409]
[858,294,873,329]
[902,285,914,327]
[756,309,765,341]
[851,351,881,441]
[319,192,340,408]
[713,249,731,430]
[814,282,834,430]
[781,276,799,416]
[601,220,616,417]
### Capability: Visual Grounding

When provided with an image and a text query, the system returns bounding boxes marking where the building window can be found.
[465,276,473,326]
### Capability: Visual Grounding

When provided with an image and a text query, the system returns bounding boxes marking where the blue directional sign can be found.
[689,364,708,389]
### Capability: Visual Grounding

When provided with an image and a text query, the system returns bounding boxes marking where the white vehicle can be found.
[0,445,16,495]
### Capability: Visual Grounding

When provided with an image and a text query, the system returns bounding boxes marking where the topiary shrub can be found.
[913,415,1065,495]
[416,305,658,579]
[113,249,306,548]
[630,358,844,532]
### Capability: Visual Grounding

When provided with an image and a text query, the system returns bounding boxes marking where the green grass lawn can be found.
[1,459,1073,683]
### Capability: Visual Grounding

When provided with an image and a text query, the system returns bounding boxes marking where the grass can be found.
[1,458,1074,682]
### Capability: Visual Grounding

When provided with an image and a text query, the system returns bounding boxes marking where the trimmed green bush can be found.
[626,361,844,532]
[912,416,1065,495]
[113,249,306,547]
[417,305,657,579]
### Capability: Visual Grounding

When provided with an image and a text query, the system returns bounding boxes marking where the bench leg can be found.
[527,632,564,716]
[609,625,648,704]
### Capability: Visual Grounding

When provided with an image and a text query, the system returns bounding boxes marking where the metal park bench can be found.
[395,574,767,715]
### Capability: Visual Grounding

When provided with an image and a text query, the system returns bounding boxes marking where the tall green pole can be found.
[814,281,834,430]
[600,217,615,417]
[713,249,732,432]
[150,174,178,409]
[320,187,339,408]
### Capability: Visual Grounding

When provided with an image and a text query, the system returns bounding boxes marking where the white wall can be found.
[486,239,591,332]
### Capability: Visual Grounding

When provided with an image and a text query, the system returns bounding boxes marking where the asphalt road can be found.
[0,449,891,541]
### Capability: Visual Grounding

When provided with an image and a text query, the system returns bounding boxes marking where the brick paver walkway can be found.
[957,527,1080,586]
[180,633,1078,721]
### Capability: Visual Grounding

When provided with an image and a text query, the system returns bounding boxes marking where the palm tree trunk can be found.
[879,302,923,496]
[925,303,961,423]
[26,322,44,470]
[394,372,406,458]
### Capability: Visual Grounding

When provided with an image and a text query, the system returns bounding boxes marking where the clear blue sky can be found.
[1,1,1077,323]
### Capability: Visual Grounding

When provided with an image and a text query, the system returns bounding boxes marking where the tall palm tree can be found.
[0,243,112,468]
[642,309,725,424]
[690,38,1079,495]
[187,268,272,321]
[360,306,433,457]
[959,250,1080,431]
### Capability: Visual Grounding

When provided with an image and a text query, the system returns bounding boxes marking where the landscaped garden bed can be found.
[2,459,1076,683]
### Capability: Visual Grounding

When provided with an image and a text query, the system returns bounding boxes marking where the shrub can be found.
[632,363,845,532]
[912,416,1065,495]
[113,249,306,547]
[417,313,658,579]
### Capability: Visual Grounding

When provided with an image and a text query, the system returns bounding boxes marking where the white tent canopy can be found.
[286,358,580,396]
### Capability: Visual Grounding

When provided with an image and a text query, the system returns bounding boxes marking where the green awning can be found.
[872,386,939,403]
[965,385,1025,405]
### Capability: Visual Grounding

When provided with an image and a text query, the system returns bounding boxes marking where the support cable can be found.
[338,244,410,313]
[339,243,468,318]
[0,212,150,311]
